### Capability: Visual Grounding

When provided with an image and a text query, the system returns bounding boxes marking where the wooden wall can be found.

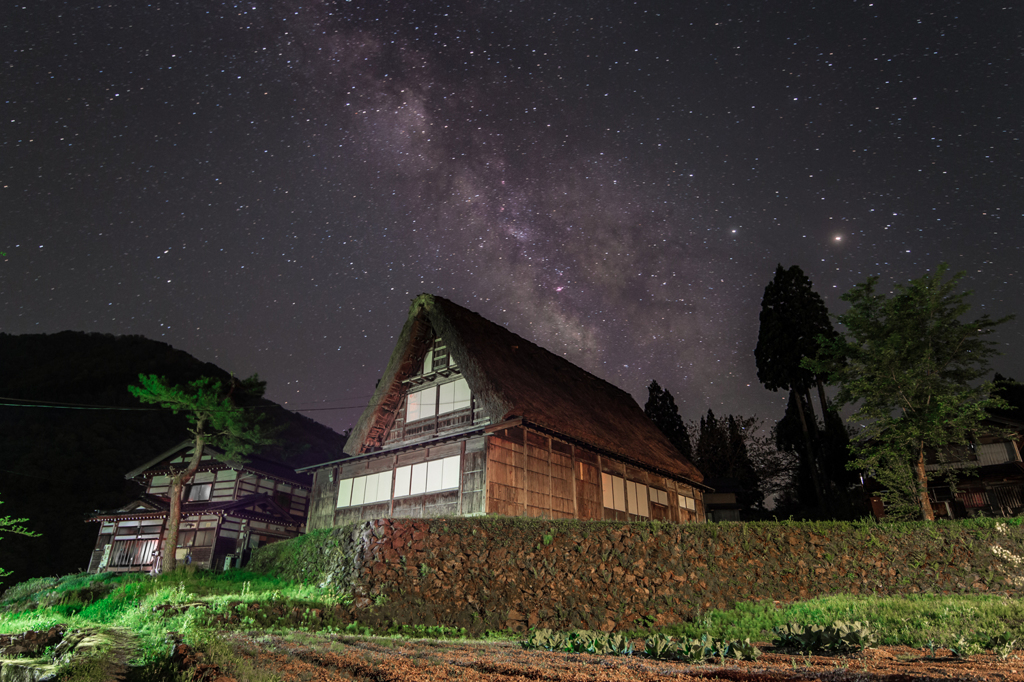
[306,428,704,529]
[486,426,704,523]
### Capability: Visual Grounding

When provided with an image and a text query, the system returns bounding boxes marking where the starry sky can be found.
[3,0,1022,435]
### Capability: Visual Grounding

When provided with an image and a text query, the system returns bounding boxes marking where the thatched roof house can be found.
[303,294,706,528]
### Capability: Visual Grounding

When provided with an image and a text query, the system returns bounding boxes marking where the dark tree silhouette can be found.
[692,410,763,512]
[991,373,1024,420]
[755,265,837,512]
[643,380,693,463]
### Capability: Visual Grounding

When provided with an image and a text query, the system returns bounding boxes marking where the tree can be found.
[0,496,39,578]
[806,264,1013,520]
[643,380,693,462]
[754,265,838,512]
[691,410,764,512]
[773,392,858,518]
[128,374,279,572]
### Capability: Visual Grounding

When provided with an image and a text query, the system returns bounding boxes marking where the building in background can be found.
[87,441,312,573]
[868,414,1024,519]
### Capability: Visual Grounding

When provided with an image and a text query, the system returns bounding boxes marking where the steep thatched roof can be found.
[346,295,703,484]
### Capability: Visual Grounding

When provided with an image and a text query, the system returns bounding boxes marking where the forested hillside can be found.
[0,331,347,588]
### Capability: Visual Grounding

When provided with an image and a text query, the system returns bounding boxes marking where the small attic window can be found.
[418,338,449,375]
[432,341,449,371]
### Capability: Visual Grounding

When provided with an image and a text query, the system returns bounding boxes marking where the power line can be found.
[0,396,378,413]
[0,400,156,411]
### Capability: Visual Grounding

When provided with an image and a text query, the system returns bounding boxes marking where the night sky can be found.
[3,1,1022,435]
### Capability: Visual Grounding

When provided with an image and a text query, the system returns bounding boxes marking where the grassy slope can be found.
[2,567,1023,680]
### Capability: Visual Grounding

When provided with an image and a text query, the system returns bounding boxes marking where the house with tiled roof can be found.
[87,441,313,573]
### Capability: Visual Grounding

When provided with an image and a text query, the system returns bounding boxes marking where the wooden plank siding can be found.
[574,457,603,520]
[525,431,551,518]
[487,428,527,516]
[483,426,705,522]
[308,468,339,531]
[308,427,704,527]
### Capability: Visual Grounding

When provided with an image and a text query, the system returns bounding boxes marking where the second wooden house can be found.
[301,294,707,528]
[87,441,314,574]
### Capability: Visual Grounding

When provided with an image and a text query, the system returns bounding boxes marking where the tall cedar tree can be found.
[692,410,763,512]
[0,496,39,578]
[805,264,1013,520]
[128,374,278,572]
[643,381,693,463]
[755,265,836,512]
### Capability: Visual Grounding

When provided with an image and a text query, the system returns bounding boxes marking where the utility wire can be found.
[0,396,378,413]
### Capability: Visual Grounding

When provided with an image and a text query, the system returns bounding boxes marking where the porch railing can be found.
[384,406,479,445]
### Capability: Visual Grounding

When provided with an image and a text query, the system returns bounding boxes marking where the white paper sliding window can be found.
[409,462,428,495]
[602,473,627,512]
[678,494,696,511]
[438,378,471,414]
[650,488,669,506]
[626,481,649,517]
[406,386,437,422]
[337,470,394,508]
[602,474,651,516]
[394,465,412,498]
[393,455,461,497]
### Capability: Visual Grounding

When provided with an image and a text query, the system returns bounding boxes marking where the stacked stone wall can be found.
[248,517,1024,632]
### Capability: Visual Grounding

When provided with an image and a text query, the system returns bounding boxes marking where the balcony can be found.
[384,406,482,445]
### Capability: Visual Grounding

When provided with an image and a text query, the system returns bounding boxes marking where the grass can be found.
[645,593,1024,648]
[3,566,1022,679]
[0,568,351,676]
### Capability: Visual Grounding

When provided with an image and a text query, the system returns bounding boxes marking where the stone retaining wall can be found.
[249,517,1024,632]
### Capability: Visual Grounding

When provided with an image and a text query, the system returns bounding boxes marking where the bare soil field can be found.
[208,632,1024,682]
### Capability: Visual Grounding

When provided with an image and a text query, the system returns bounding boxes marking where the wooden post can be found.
[620,459,629,520]
[389,453,397,518]
[483,434,492,515]
[519,428,527,515]
[457,440,466,515]
[546,436,553,519]
[570,444,579,519]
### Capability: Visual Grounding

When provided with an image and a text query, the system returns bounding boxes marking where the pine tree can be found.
[128,374,279,572]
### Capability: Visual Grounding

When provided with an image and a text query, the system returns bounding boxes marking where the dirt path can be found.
[216,632,1024,681]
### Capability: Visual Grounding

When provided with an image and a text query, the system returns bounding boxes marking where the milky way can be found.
[3,1,1022,433]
